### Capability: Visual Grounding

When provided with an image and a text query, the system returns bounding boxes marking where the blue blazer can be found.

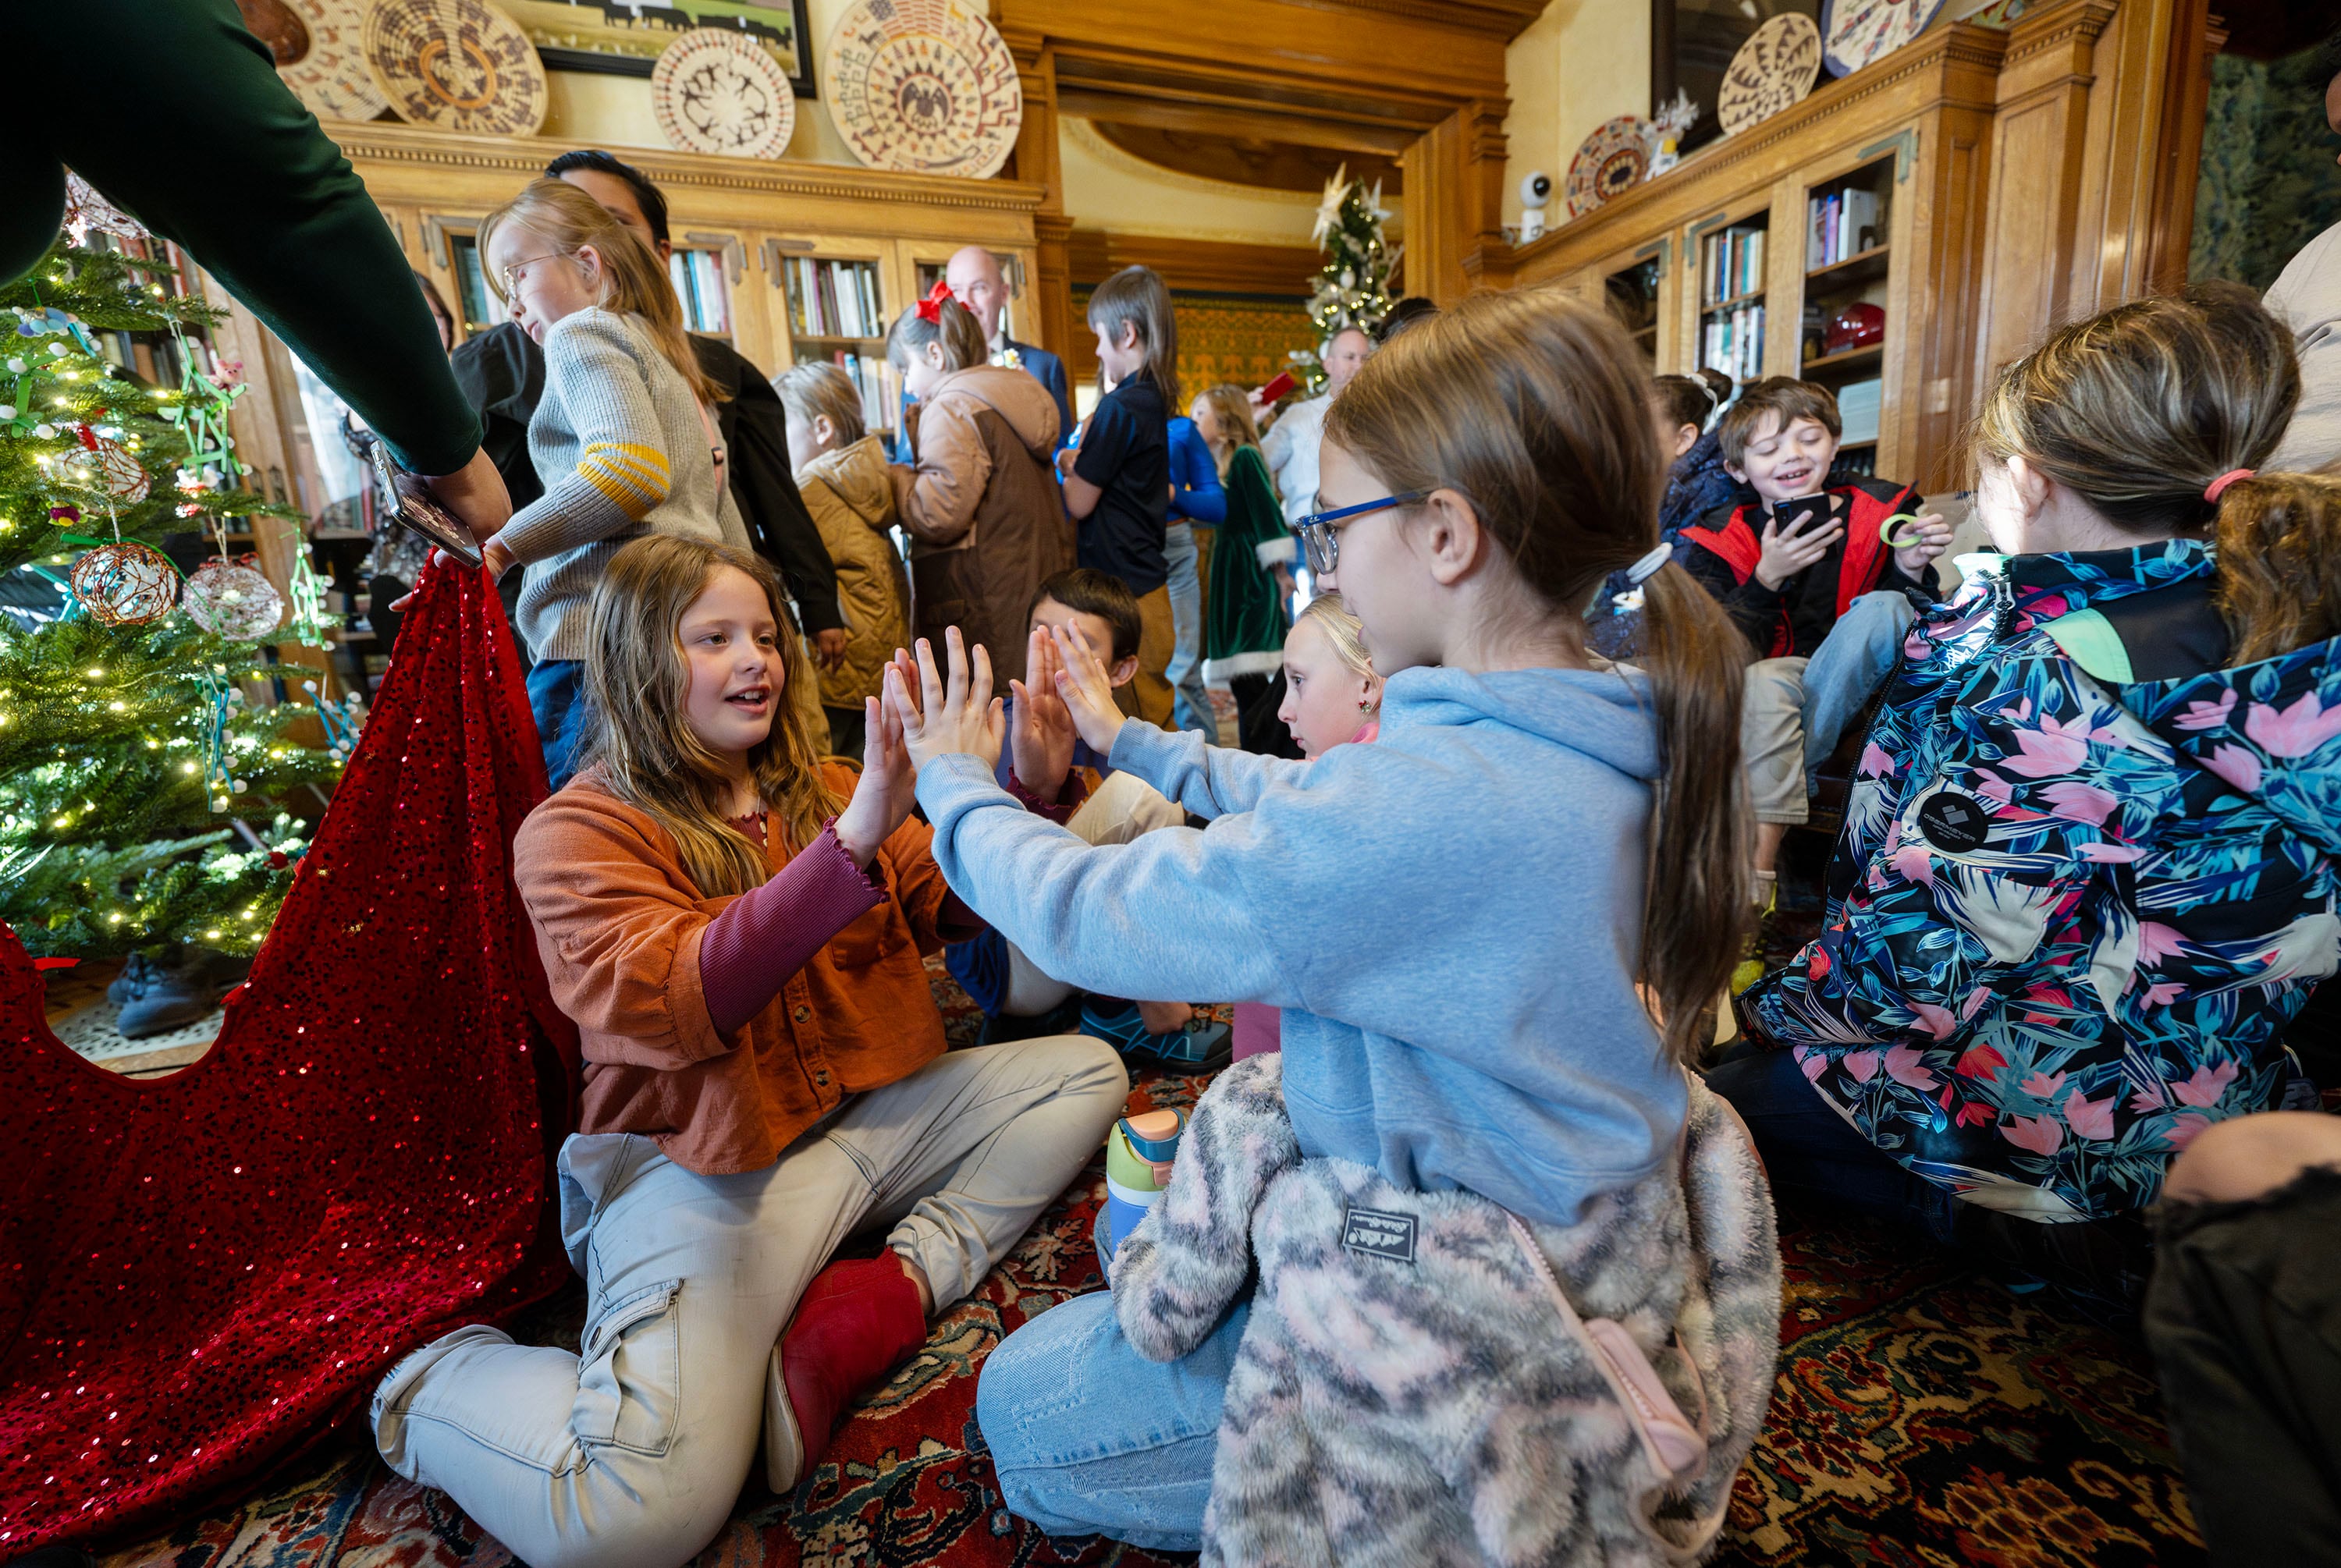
[893,336,1075,461]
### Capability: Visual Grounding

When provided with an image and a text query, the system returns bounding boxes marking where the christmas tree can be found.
[2,204,350,960]
[1291,165,1402,392]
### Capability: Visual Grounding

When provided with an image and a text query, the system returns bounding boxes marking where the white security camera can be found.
[1518,170,1552,243]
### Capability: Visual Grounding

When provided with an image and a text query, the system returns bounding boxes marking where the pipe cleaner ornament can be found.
[183,555,284,640]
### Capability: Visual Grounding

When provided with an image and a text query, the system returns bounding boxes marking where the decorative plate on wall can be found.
[1564,115,1654,218]
[1717,12,1822,136]
[652,29,797,158]
[273,0,391,122]
[822,0,1024,179]
[363,0,549,138]
[1820,0,1948,78]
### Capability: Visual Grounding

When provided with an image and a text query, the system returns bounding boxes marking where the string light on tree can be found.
[1292,165,1401,393]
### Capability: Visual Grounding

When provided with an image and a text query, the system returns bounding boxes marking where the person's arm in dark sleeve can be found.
[449,325,546,511]
[1677,528,1780,659]
[27,0,480,476]
[1037,353,1075,453]
[702,341,845,634]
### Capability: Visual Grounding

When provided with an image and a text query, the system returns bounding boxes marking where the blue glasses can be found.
[1292,491,1426,576]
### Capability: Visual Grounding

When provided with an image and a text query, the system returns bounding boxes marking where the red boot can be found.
[764,1254,929,1491]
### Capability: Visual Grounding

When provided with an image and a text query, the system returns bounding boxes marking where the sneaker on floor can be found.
[1079,999,1232,1072]
[765,1255,928,1493]
[112,948,245,1039]
[1732,875,1781,995]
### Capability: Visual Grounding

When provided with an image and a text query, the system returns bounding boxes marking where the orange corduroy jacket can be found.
[510,762,956,1176]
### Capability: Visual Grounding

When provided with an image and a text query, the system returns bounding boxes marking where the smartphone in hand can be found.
[368,440,484,569]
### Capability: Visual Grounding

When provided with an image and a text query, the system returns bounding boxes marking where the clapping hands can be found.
[1009,626,1078,800]
[833,686,916,866]
[883,630,1007,774]
[1046,619,1131,757]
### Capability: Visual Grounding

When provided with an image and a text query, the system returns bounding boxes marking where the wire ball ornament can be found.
[182,556,286,640]
[69,541,180,626]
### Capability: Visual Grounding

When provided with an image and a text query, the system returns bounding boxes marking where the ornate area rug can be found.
[90,967,2205,1568]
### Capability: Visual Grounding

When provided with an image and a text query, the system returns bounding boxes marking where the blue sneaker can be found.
[1078,999,1231,1072]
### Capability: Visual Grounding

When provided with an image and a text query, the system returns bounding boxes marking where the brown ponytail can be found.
[2212,471,2341,663]
[887,294,989,374]
[1324,289,1749,1062]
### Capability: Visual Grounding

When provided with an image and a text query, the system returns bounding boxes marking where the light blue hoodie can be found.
[913,663,1686,1229]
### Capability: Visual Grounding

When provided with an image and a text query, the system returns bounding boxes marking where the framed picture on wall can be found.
[1652,0,1818,156]
[511,0,816,98]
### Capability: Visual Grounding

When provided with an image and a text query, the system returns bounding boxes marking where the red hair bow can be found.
[915,279,954,325]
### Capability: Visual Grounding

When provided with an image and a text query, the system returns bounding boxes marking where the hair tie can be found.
[1626,542,1672,584]
[914,279,953,325]
[2204,468,2254,504]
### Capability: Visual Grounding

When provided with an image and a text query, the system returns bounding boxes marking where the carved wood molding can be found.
[1067,229,1320,295]
[1999,0,2118,66]
[324,122,1049,214]
[1272,0,1547,38]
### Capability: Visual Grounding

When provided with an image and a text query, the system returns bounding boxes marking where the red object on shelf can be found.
[1824,302,1885,355]
[0,562,580,1553]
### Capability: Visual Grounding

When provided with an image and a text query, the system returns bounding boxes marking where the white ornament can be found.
[6,359,25,374]
[0,406,14,422]
[32,424,55,439]
[1311,164,1351,246]
[182,559,285,640]
[45,343,66,358]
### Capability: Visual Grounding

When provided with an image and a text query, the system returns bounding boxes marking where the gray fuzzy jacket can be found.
[1109,1055,1782,1566]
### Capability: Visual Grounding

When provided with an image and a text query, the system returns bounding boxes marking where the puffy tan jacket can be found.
[510,761,957,1176]
[796,435,910,712]
[891,365,1067,684]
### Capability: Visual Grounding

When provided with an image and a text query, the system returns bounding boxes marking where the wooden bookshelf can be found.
[1504,0,2221,495]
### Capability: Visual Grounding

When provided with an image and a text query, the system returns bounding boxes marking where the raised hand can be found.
[1050,619,1131,757]
[1892,510,1956,577]
[883,628,1005,774]
[1753,506,1844,591]
[1009,624,1078,801]
[833,690,915,866]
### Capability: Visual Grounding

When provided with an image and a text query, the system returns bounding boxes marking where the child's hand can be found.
[833,690,915,866]
[1050,620,1131,757]
[883,629,1005,774]
[1753,506,1844,591]
[1055,446,1078,479]
[1009,625,1078,801]
[1892,511,1955,577]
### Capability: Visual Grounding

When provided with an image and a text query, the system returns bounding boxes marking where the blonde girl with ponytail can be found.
[1725,280,2341,1314]
[877,289,1775,1550]
[473,177,750,789]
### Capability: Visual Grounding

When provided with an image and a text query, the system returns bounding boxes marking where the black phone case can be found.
[1771,494,1842,532]
[368,443,484,569]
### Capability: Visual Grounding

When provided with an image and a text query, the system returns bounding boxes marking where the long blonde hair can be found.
[1321,289,1749,1064]
[478,178,722,407]
[1297,592,1374,684]
[1195,383,1262,480]
[1974,280,2341,665]
[576,535,839,896]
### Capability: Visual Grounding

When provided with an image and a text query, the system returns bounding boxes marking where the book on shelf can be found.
[787,257,886,341]
[1807,187,1884,269]
[668,250,729,337]
[1837,377,1882,445]
[822,350,901,436]
[1705,226,1766,306]
[1701,302,1766,382]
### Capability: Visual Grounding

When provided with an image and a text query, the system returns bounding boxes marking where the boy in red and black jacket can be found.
[1678,378,1953,959]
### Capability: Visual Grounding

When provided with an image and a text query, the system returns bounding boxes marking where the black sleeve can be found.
[449,325,545,511]
[1074,393,1136,488]
[1676,530,1781,661]
[24,0,481,474]
[700,339,844,635]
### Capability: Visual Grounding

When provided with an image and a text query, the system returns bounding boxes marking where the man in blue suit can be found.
[893,245,1075,461]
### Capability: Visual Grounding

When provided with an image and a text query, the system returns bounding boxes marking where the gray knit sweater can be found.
[497,307,748,661]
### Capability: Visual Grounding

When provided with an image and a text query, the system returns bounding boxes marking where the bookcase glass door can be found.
[669,248,732,339]
[782,254,896,440]
[1605,255,1662,373]
[1799,155,1894,469]
[1697,211,1769,386]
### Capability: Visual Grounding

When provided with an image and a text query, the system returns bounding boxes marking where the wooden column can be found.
[1402,98,1514,306]
[1001,25,1075,358]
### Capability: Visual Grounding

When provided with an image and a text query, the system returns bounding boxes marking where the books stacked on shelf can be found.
[1837,377,1882,446]
[787,257,885,339]
[1703,305,1766,383]
[1807,187,1884,268]
[1704,226,1766,304]
[668,249,730,336]
[822,350,900,436]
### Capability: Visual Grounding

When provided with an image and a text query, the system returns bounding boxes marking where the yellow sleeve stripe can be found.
[577,442,673,520]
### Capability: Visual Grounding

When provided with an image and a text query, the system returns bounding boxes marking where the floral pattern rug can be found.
[90,966,2205,1568]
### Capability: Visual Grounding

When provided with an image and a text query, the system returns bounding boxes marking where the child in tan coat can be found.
[780,363,911,757]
